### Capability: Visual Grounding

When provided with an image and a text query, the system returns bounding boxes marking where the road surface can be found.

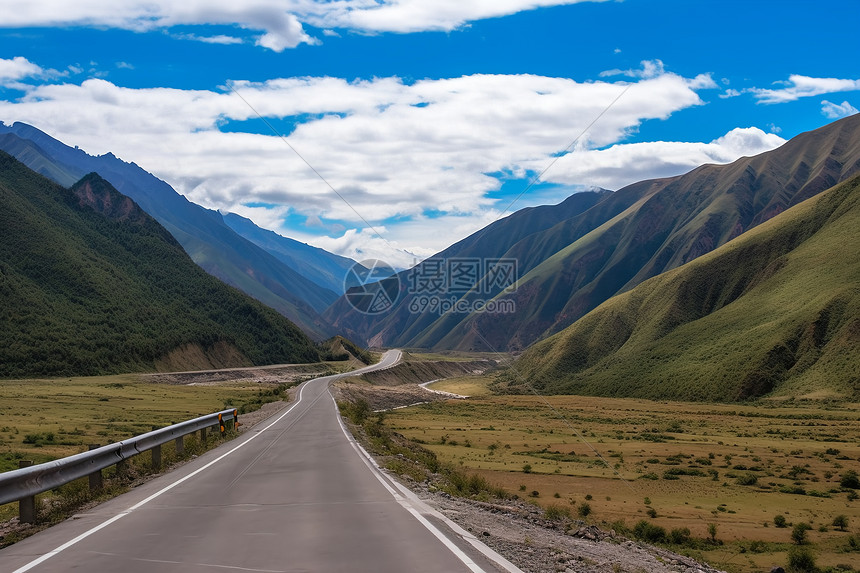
[1,350,518,573]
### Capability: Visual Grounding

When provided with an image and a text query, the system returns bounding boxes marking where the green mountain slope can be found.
[0,152,320,378]
[441,113,860,351]
[507,174,860,401]
[0,123,338,339]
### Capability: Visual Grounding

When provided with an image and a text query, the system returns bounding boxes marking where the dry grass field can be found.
[384,377,860,572]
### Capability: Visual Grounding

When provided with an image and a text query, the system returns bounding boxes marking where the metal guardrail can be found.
[0,408,238,518]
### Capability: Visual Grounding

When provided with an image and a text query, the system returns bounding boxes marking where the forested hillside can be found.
[0,153,320,377]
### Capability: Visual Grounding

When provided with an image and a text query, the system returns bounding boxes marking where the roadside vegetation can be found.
[337,397,509,502]
[376,376,860,573]
[0,368,328,537]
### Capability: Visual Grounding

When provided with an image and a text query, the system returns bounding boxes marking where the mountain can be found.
[0,153,321,378]
[0,122,347,339]
[328,114,860,352]
[221,212,358,296]
[506,172,860,401]
[445,114,860,351]
[322,189,612,345]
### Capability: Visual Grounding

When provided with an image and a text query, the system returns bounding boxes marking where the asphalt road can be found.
[1,350,518,573]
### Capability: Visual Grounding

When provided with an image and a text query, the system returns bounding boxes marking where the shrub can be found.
[633,520,666,543]
[544,504,571,521]
[646,508,657,518]
[669,527,691,545]
[791,522,811,545]
[832,514,849,531]
[774,514,788,528]
[786,545,816,572]
[522,463,532,473]
[840,470,860,489]
[577,502,592,518]
[736,473,759,486]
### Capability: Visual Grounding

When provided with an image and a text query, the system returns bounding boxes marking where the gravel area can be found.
[406,482,725,573]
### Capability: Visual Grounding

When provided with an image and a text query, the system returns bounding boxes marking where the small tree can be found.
[707,523,718,543]
[791,522,812,545]
[774,514,788,528]
[832,514,849,531]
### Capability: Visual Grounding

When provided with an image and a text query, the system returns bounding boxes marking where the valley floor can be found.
[371,376,860,573]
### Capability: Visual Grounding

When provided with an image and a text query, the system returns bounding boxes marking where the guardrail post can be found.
[18,460,36,524]
[175,435,184,456]
[116,458,128,479]
[88,445,103,492]
[200,427,207,442]
[152,444,162,471]
[219,413,226,436]
[233,409,239,431]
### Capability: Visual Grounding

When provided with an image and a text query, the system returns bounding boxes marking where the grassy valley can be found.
[379,377,860,573]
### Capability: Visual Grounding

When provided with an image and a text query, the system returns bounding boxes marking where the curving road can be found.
[1,350,519,573]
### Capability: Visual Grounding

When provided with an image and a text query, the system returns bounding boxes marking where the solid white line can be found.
[12,382,313,573]
[331,393,524,573]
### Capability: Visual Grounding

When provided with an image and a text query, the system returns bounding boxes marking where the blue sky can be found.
[1,0,858,266]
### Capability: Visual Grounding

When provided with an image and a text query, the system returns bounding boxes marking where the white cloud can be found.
[538,127,786,190]
[600,59,665,79]
[751,74,860,104]
[0,67,774,259]
[0,1,601,51]
[320,0,599,34]
[0,56,43,84]
[307,227,418,270]
[174,33,244,45]
[821,100,858,119]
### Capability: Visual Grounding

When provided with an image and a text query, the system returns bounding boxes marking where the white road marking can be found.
[331,393,524,573]
[12,383,312,573]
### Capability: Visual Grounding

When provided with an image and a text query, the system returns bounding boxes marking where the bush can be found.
[792,522,812,545]
[668,527,691,545]
[774,514,788,528]
[840,470,860,489]
[544,504,571,521]
[577,502,592,518]
[736,472,759,486]
[633,520,666,543]
[832,514,849,531]
[786,545,816,572]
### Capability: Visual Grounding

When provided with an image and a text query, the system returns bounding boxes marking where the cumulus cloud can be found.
[0,66,780,261]
[751,74,860,104]
[0,1,603,51]
[319,0,598,34]
[537,127,786,190]
[821,99,858,119]
[0,56,43,84]
[1,2,315,52]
